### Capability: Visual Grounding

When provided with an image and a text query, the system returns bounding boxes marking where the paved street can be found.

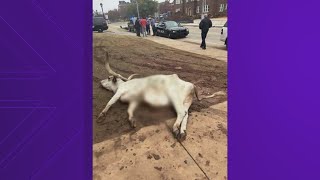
[179,25,225,48]
[109,22,225,47]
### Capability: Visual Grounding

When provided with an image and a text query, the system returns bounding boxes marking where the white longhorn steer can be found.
[97,52,225,140]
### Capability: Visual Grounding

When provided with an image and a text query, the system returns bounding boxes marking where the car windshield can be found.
[94,17,105,24]
[165,21,179,28]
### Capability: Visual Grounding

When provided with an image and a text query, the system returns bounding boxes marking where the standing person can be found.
[140,17,147,37]
[146,18,151,35]
[134,18,141,37]
[139,18,142,34]
[199,14,212,50]
[150,16,156,36]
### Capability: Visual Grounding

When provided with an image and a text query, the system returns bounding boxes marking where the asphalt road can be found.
[108,22,226,48]
[179,26,225,47]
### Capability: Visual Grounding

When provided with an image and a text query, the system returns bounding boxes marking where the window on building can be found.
[204,5,209,12]
[225,4,228,10]
[175,8,180,12]
[196,6,200,13]
[203,0,209,13]
[176,0,180,4]
[219,4,224,12]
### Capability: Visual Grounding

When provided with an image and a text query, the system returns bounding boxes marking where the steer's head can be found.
[100,52,138,93]
[100,75,124,93]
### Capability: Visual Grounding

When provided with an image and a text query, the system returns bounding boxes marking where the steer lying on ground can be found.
[97,52,225,140]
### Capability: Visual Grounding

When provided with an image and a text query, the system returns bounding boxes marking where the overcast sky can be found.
[93,0,166,12]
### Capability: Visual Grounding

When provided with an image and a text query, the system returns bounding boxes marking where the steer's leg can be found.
[127,101,138,128]
[179,95,193,140]
[97,92,122,120]
[172,101,188,138]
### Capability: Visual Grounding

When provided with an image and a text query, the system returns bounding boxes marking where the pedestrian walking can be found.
[150,17,156,36]
[199,14,212,50]
[140,17,147,37]
[134,18,141,37]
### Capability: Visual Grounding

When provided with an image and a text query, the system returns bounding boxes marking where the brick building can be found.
[172,0,227,18]
[118,1,130,18]
[159,0,174,14]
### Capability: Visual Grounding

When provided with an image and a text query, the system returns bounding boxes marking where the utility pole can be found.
[100,3,106,19]
[136,2,140,18]
[201,0,204,19]
[136,0,140,18]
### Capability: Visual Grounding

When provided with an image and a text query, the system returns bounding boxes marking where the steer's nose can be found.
[100,81,104,87]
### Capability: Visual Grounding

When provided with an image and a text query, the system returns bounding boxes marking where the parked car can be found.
[93,17,108,32]
[220,21,228,46]
[120,22,136,32]
[128,20,135,32]
[155,21,189,39]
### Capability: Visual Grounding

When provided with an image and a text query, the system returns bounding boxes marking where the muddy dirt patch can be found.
[93,33,227,144]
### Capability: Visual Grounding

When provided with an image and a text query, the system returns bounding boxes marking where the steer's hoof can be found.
[129,118,137,128]
[131,121,137,128]
[173,129,180,138]
[96,113,106,123]
[178,132,187,142]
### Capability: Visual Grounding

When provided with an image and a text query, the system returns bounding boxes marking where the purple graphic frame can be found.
[229,0,320,179]
[1,0,320,179]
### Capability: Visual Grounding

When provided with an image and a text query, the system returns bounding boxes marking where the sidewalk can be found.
[93,101,227,180]
[147,36,228,62]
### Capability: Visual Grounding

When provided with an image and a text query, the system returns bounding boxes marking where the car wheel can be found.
[168,33,172,39]
[98,28,103,33]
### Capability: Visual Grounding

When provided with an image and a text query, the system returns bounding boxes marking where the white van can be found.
[220,21,228,46]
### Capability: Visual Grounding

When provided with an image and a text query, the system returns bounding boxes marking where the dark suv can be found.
[93,17,108,32]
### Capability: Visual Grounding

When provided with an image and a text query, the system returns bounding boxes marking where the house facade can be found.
[172,0,227,18]
[118,1,130,18]
[159,0,174,14]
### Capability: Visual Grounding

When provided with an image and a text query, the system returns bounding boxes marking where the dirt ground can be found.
[93,33,227,180]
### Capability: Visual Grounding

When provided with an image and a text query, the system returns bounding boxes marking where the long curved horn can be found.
[128,74,139,80]
[105,52,128,81]
[194,85,226,101]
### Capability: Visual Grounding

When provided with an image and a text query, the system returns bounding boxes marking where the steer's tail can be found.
[194,85,226,101]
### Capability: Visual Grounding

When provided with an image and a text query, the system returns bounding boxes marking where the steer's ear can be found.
[112,76,117,83]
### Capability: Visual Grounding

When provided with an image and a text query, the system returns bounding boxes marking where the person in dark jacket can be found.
[134,18,141,37]
[146,18,151,35]
[199,14,213,49]
[150,17,156,36]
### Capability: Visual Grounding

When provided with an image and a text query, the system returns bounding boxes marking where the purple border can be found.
[0,0,92,179]
[229,0,320,179]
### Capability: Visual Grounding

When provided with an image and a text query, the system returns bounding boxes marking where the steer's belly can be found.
[143,91,170,107]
